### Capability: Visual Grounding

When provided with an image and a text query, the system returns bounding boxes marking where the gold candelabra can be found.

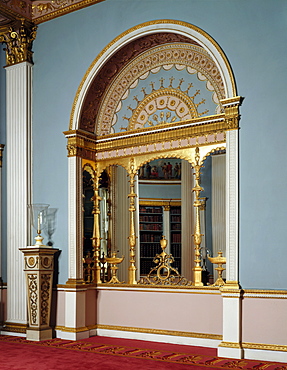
[208,250,226,286]
[105,251,124,284]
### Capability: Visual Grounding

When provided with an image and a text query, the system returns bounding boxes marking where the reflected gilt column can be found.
[91,168,102,284]
[192,147,204,287]
[128,159,137,284]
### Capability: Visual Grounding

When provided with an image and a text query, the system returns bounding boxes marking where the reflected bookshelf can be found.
[139,205,163,275]
[170,206,181,274]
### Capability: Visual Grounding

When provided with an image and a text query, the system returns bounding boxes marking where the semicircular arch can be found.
[70,20,237,133]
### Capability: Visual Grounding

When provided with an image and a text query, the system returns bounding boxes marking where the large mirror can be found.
[82,149,226,285]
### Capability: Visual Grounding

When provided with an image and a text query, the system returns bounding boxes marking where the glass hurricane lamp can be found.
[28,203,50,246]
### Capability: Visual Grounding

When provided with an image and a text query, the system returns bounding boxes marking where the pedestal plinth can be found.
[20,247,58,341]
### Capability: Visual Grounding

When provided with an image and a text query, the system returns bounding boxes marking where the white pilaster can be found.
[68,155,83,282]
[218,129,242,359]
[6,62,32,328]
[61,286,89,340]
[212,154,226,278]
[225,130,239,284]
[218,290,243,358]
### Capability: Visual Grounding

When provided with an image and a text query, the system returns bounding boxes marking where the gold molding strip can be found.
[139,200,181,207]
[33,0,105,24]
[243,289,287,295]
[2,322,27,333]
[242,342,287,353]
[96,324,222,341]
[218,341,242,349]
[55,325,89,333]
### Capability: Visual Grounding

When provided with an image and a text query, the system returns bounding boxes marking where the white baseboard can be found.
[0,330,26,338]
[96,328,221,348]
[243,348,287,363]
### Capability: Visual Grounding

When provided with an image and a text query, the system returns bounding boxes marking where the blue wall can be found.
[32,0,287,287]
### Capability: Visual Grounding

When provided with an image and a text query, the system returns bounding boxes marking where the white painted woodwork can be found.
[212,154,226,278]
[68,155,83,281]
[225,130,239,283]
[6,62,32,325]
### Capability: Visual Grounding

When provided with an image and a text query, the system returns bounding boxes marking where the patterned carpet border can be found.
[0,335,287,369]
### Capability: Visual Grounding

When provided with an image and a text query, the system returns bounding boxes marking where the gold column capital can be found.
[0,19,37,66]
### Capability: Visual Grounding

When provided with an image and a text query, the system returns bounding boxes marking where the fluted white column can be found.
[181,160,194,281]
[5,62,32,329]
[225,130,239,284]
[212,154,226,278]
[68,155,83,282]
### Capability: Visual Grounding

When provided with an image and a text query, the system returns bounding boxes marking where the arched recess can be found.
[64,20,242,288]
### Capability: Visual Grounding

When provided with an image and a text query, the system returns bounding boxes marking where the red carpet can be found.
[0,335,286,369]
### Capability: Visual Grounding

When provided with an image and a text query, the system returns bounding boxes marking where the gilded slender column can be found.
[91,168,102,284]
[128,159,137,284]
[192,147,204,286]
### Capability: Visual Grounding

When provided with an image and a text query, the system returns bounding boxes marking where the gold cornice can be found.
[97,113,225,144]
[33,0,105,25]
[0,3,31,24]
[65,114,231,159]
[96,324,222,340]
[70,19,238,131]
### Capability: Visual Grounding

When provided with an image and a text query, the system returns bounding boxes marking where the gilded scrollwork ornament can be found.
[0,19,37,66]
[139,236,192,286]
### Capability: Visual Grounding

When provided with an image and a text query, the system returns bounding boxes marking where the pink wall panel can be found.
[97,289,222,335]
[243,298,287,345]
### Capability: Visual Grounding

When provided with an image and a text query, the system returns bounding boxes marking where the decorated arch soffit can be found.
[65,20,242,166]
